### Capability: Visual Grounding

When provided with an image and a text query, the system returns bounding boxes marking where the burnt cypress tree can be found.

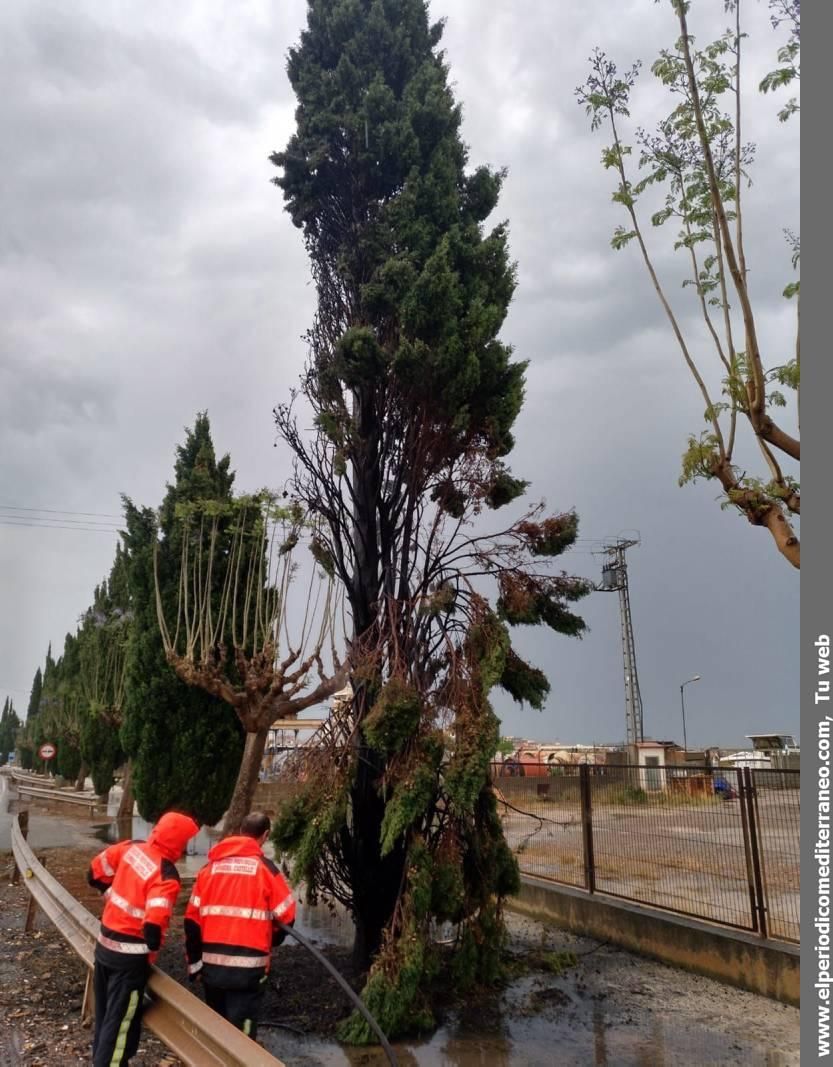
[272,0,591,1040]
[120,415,245,824]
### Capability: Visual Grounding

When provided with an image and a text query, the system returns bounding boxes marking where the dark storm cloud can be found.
[0,0,799,749]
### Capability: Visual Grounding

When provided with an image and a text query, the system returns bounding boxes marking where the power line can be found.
[0,504,123,519]
[0,519,122,534]
[0,513,121,528]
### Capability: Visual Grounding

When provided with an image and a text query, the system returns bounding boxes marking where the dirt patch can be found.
[0,810,801,1066]
[0,845,178,1066]
[0,839,371,1060]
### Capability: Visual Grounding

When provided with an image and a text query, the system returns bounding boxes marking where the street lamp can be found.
[680,675,701,755]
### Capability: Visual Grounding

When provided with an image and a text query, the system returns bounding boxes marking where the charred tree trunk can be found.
[221,726,270,837]
[116,760,134,820]
[349,762,407,970]
[345,386,405,971]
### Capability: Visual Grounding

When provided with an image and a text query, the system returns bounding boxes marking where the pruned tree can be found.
[270,0,592,1040]
[577,0,800,567]
[120,415,246,826]
[155,494,345,835]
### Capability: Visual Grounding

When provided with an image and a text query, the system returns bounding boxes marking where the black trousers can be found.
[92,960,148,1067]
[203,981,265,1040]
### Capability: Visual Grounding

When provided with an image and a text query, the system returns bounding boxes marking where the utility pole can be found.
[597,538,643,747]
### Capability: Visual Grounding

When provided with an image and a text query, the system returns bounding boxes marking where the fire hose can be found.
[275,920,399,1066]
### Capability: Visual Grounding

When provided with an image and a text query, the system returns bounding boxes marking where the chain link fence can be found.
[492,762,799,943]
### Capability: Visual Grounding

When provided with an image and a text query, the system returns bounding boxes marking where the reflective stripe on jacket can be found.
[88,812,198,965]
[184,836,296,984]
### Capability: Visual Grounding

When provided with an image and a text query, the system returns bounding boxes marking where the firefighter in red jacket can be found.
[87,811,199,1066]
[184,812,296,1039]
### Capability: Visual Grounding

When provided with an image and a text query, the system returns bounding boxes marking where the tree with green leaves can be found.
[16,665,46,769]
[78,544,133,801]
[20,633,86,781]
[26,667,42,722]
[120,415,245,826]
[494,737,516,760]
[759,0,800,122]
[271,0,591,1040]
[0,697,20,765]
[577,0,800,567]
[52,634,84,782]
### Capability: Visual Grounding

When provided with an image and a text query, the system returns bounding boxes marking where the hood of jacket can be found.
[207,835,264,863]
[148,812,200,862]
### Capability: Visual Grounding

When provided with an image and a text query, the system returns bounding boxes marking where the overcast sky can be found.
[0,0,799,750]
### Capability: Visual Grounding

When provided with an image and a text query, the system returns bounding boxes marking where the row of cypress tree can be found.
[11,0,592,1041]
[15,414,243,825]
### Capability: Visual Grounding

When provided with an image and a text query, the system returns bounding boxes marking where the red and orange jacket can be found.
[88,812,199,970]
[184,835,296,989]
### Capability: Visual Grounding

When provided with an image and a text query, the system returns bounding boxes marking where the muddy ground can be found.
[0,795,801,1066]
[0,839,368,1065]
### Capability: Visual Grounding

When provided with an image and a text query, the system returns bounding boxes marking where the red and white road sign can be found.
[38,743,56,760]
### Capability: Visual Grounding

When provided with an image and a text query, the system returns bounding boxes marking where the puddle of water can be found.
[286,896,356,949]
[261,974,795,1067]
[1,772,798,1065]
[255,899,798,1066]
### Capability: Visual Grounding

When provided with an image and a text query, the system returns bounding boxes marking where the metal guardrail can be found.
[10,813,284,1067]
[10,770,100,812]
[15,785,99,811]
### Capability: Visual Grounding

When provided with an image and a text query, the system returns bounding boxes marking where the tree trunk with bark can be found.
[116,760,134,820]
[221,726,270,837]
[762,505,800,568]
[75,763,88,792]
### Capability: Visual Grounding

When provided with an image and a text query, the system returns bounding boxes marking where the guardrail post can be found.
[81,969,95,1028]
[580,764,595,893]
[11,809,28,886]
[24,855,46,932]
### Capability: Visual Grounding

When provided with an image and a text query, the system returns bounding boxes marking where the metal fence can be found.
[492,763,799,943]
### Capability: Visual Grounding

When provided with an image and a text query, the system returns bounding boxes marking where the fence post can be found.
[580,764,595,893]
[742,768,768,939]
[736,768,759,933]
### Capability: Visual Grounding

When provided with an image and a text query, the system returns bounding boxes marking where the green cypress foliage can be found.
[26,667,42,721]
[272,0,591,1041]
[78,546,132,795]
[120,414,244,825]
[0,698,20,765]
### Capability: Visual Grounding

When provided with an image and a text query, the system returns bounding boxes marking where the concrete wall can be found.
[252,780,299,816]
[509,875,799,1007]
